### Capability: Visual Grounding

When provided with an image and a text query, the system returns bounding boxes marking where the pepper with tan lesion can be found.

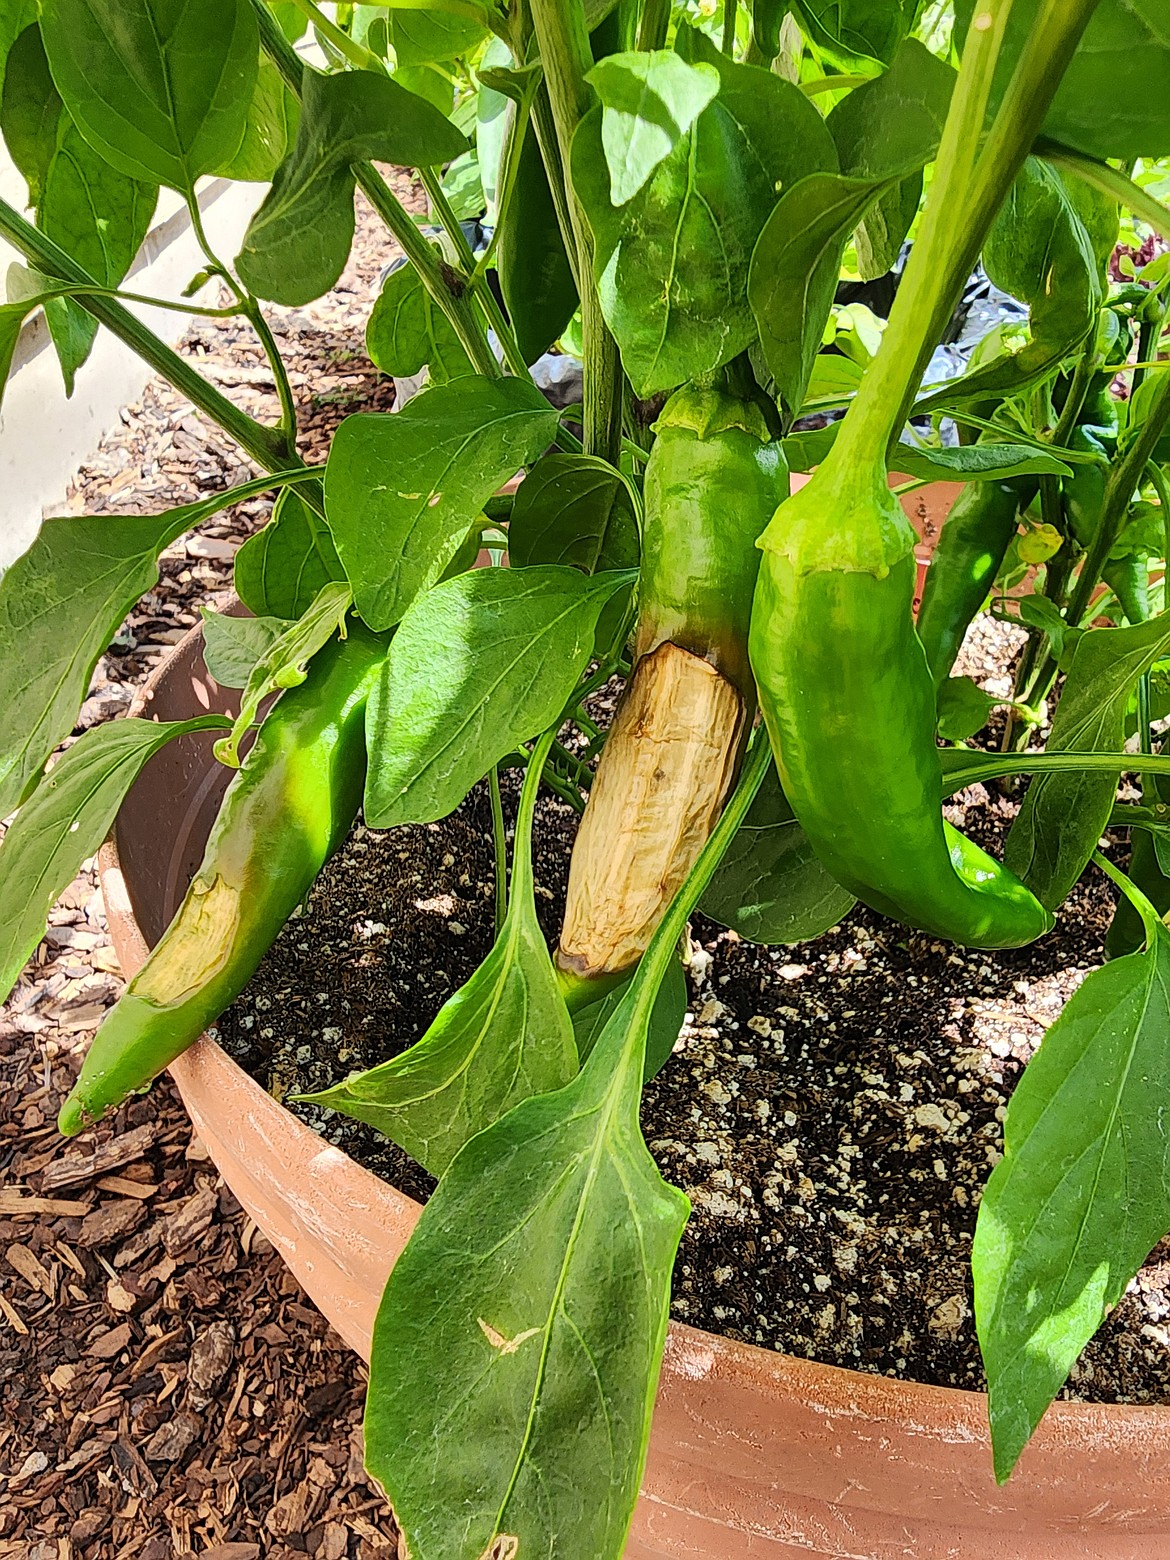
[556,383,787,1002]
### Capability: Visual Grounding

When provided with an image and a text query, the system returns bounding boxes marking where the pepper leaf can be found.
[364,979,688,1560]
[700,759,855,944]
[974,872,1170,1481]
[956,0,1170,162]
[789,0,921,70]
[496,112,579,364]
[1006,613,1170,908]
[39,0,257,192]
[233,486,346,620]
[325,377,560,631]
[300,754,577,1176]
[572,24,835,398]
[365,259,474,384]
[364,566,633,827]
[214,581,354,767]
[0,483,284,818]
[200,608,292,690]
[386,8,487,66]
[0,716,228,1004]
[586,50,720,206]
[508,453,639,573]
[569,955,687,1081]
[237,67,468,306]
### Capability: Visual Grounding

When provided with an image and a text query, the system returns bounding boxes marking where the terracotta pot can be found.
[99,622,1170,1559]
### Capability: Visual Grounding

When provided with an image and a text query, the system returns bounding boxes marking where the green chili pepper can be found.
[557,385,786,990]
[57,623,387,1136]
[916,475,1033,688]
[749,467,1054,950]
[634,384,787,698]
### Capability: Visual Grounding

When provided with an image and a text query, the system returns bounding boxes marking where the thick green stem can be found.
[0,196,294,473]
[833,0,1100,468]
[250,0,503,382]
[636,0,670,50]
[528,0,624,463]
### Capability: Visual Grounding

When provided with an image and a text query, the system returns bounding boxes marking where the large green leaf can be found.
[2,23,157,389]
[301,742,576,1176]
[789,0,920,70]
[0,0,37,100]
[386,8,486,66]
[750,172,899,423]
[364,565,631,827]
[0,485,277,819]
[919,157,1113,412]
[701,760,855,944]
[0,715,228,1003]
[365,258,473,383]
[237,67,468,306]
[233,486,346,620]
[572,24,835,398]
[957,0,1170,161]
[586,49,719,206]
[214,56,300,183]
[1006,614,1170,909]
[974,874,1170,1481]
[365,978,688,1560]
[508,453,639,573]
[497,114,579,364]
[325,377,559,631]
[39,0,258,191]
[827,38,953,279]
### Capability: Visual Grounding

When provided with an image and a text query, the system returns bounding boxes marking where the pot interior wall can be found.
[115,625,240,945]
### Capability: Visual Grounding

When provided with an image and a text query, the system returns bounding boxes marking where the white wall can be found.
[1,171,263,569]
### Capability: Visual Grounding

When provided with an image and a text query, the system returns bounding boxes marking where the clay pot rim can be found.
[98,615,1170,1447]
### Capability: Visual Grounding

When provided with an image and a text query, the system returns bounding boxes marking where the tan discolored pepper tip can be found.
[557,642,746,982]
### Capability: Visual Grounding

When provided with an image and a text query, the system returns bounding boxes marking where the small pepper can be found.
[916,475,1034,688]
[57,623,387,1136]
[750,459,1054,950]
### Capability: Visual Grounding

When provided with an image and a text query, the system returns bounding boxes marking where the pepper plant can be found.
[3,0,1170,1547]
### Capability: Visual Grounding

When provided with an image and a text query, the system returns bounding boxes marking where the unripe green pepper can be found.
[916,475,1034,688]
[58,623,387,1136]
[750,462,1054,950]
[557,385,787,989]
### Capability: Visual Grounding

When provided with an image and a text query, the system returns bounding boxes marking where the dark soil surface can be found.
[222,680,1170,1407]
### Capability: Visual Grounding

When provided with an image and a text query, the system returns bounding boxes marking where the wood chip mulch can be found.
[1,172,419,1560]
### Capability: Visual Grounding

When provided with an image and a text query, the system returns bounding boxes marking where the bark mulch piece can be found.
[1,177,420,1558]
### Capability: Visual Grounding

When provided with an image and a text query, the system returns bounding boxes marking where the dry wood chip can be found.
[0,1192,90,1217]
[6,1242,53,1295]
[143,1408,201,1463]
[200,1546,261,1560]
[319,1525,348,1560]
[265,1475,322,1536]
[129,1325,185,1379]
[57,1434,112,1473]
[88,1321,133,1360]
[48,1363,77,1392]
[41,1123,160,1190]
[0,1293,28,1334]
[94,1175,157,1199]
[187,1321,236,1408]
[77,1198,147,1249]
[109,1438,158,1498]
[161,1184,217,1256]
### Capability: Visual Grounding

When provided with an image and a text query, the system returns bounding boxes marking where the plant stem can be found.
[799,73,872,97]
[1065,369,1170,628]
[1040,144,1170,245]
[489,766,508,934]
[417,165,531,378]
[721,0,737,54]
[0,196,295,474]
[288,0,381,69]
[636,0,670,50]
[512,730,557,897]
[528,0,624,463]
[250,0,503,382]
[832,0,1100,468]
